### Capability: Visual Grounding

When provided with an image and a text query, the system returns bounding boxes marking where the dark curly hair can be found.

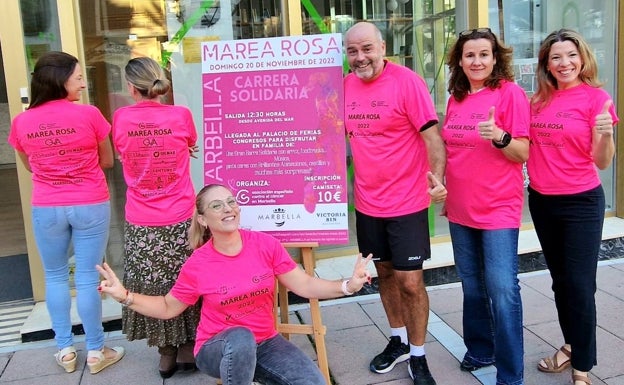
[446,28,515,102]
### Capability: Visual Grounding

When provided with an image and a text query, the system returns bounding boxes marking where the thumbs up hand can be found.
[477,106,501,141]
[427,172,447,204]
[594,100,614,137]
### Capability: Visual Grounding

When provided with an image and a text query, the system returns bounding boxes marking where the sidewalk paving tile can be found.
[0,261,623,384]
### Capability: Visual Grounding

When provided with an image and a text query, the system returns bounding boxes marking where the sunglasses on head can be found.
[458,27,492,38]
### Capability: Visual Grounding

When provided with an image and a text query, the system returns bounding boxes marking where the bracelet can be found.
[123,292,134,307]
[118,290,134,307]
[341,279,354,296]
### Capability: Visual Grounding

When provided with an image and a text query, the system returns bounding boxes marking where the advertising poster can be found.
[201,33,348,244]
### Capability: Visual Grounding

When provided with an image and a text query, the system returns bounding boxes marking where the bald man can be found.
[343,22,446,385]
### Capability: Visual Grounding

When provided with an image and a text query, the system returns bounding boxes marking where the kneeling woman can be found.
[97,184,371,385]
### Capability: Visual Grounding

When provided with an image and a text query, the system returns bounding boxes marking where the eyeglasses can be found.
[459,27,492,38]
[207,196,238,212]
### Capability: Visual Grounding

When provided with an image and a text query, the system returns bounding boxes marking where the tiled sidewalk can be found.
[1,259,623,385]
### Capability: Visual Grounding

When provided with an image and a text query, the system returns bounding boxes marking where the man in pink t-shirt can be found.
[344,22,446,385]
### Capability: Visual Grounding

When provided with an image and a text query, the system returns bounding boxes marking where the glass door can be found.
[0,0,79,301]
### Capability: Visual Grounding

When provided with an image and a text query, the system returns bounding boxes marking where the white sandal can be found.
[54,346,77,373]
[87,346,125,374]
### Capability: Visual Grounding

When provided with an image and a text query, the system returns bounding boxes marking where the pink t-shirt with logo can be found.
[344,61,439,217]
[170,229,297,356]
[442,81,530,229]
[8,99,110,206]
[112,101,197,226]
[528,83,618,195]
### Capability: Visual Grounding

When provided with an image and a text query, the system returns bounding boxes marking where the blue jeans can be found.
[32,202,111,351]
[449,223,524,385]
[196,327,325,385]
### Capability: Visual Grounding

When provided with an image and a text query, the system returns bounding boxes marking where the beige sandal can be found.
[572,373,592,384]
[54,346,77,373]
[87,346,125,374]
[537,345,571,373]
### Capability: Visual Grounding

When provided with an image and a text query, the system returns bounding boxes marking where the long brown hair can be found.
[29,51,78,109]
[446,28,514,102]
[531,29,602,112]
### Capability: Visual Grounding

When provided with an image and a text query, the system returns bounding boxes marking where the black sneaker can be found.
[369,336,410,373]
[408,355,436,385]
[459,358,494,372]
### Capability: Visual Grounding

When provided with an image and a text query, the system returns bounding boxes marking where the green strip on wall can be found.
[300,0,330,34]
[428,204,435,236]
[300,1,350,76]
[162,0,216,67]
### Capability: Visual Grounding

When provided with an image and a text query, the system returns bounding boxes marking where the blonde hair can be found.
[531,29,602,112]
[188,184,226,250]
[124,57,171,99]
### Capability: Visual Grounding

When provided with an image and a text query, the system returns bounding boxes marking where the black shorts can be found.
[355,208,431,271]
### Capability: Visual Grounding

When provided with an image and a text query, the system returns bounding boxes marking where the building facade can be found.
[0,0,621,301]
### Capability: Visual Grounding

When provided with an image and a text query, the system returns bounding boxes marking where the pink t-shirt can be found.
[442,81,530,229]
[112,101,197,225]
[8,99,110,206]
[344,61,439,217]
[170,230,297,356]
[528,83,618,195]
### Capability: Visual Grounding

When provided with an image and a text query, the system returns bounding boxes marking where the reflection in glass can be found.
[233,0,285,39]
[20,0,61,73]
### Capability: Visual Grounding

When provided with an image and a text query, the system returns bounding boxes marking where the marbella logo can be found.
[273,208,286,227]
[257,207,301,227]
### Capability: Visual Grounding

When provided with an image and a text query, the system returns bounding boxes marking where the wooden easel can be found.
[277,242,330,385]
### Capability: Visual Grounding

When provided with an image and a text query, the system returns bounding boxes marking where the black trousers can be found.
[528,185,605,371]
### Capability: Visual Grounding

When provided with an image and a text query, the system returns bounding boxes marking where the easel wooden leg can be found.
[277,243,330,385]
[278,281,290,328]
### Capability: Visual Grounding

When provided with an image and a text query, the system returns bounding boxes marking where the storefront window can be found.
[492,0,618,212]
[0,48,11,166]
[77,0,618,264]
[21,0,61,74]
[302,0,455,113]
[302,0,457,242]
[233,0,284,39]
[78,0,293,267]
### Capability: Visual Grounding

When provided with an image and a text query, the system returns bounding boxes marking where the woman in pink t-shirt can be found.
[8,51,124,374]
[111,57,201,378]
[442,28,530,385]
[96,184,372,385]
[528,29,617,385]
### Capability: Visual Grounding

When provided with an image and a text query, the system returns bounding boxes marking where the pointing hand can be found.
[346,253,373,294]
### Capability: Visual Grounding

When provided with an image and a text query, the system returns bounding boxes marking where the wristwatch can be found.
[492,131,512,149]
